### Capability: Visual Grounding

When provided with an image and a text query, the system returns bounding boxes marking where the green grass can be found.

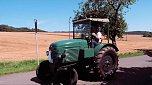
[0,51,145,76]
[118,51,144,58]
[0,60,43,76]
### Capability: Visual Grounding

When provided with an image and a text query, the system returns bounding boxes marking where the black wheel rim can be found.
[102,55,114,73]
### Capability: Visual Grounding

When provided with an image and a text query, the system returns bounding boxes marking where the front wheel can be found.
[95,46,118,80]
[54,67,78,85]
[36,60,54,82]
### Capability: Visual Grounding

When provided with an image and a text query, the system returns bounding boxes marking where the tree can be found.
[74,0,137,45]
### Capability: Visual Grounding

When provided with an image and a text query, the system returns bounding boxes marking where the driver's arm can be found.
[92,33,101,40]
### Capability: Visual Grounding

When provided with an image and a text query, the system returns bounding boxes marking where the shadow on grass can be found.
[135,49,152,57]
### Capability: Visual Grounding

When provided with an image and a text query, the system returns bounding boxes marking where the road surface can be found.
[0,55,152,85]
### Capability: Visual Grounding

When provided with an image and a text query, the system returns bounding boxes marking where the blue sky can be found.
[0,0,152,32]
[125,0,152,31]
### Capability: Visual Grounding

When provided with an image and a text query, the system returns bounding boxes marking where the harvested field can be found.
[0,32,152,62]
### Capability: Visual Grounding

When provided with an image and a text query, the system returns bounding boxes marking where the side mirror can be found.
[46,51,49,56]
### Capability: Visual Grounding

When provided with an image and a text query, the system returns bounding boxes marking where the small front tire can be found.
[36,60,53,82]
[54,68,78,85]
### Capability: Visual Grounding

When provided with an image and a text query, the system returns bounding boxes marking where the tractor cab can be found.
[73,18,109,48]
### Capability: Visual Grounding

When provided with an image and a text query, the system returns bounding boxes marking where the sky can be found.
[0,0,152,32]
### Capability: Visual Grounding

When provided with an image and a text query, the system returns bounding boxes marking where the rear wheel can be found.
[95,46,118,80]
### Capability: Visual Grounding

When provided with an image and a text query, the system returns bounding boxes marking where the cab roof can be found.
[73,18,109,24]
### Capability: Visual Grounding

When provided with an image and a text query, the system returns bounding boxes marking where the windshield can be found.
[73,22,91,39]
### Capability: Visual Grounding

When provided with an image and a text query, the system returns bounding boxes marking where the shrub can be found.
[143,32,152,37]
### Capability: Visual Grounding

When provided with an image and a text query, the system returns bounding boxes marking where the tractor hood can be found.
[49,39,88,63]
[51,39,88,48]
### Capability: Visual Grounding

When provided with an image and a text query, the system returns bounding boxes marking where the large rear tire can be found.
[95,46,118,80]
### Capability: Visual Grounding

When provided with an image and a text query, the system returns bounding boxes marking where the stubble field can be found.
[0,32,152,62]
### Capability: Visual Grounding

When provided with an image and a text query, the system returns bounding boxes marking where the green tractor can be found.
[36,18,119,85]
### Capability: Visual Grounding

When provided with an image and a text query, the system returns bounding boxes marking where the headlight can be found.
[47,50,53,63]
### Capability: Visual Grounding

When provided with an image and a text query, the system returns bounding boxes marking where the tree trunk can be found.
[112,36,116,46]
[110,4,121,46]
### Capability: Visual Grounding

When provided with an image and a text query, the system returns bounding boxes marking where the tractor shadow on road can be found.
[30,67,152,85]
[31,77,51,85]
[103,67,152,85]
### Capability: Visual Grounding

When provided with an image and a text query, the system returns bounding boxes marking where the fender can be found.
[94,44,119,55]
[102,44,119,52]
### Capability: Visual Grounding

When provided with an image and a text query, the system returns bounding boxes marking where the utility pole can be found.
[126,28,128,41]
[108,25,110,44]
[150,28,152,40]
[34,19,39,65]
[69,17,72,39]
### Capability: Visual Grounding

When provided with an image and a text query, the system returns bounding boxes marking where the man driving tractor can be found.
[91,26,102,47]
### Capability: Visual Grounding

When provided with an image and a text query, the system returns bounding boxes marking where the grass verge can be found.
[0,51,145,76]
[0,60,43,76]
[118,51,144,58]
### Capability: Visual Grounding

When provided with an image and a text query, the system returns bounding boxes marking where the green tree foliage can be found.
[74,0,136,45]
[0,24,46,32]
[143,32,152,37]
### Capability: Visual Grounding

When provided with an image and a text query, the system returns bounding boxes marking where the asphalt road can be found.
[0,55,152,85]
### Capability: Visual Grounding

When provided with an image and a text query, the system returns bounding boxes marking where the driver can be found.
[92,27,102,48]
